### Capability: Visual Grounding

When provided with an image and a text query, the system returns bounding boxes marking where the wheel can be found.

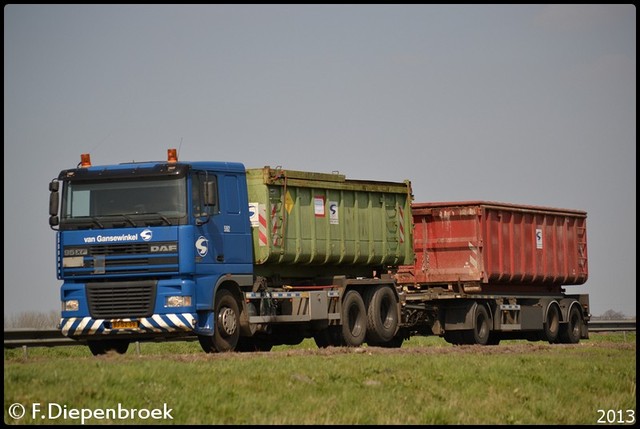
[469,304,491,345]
[198,289,240,353]
[559,305,582,344]
[340,290,367,347]
[365,286,400,343]
[87,339,130,356]
[543,303,561,343]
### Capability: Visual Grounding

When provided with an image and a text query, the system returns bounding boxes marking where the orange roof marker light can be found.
[80,153,91,168]
[168,148,178,163]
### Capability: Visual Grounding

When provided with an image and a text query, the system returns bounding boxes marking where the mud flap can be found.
[444,301,476,331]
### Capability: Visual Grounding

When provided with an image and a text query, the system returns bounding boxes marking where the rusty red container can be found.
[408,201,588,288]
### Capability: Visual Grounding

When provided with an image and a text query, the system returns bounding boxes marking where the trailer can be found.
[394,201,590,345]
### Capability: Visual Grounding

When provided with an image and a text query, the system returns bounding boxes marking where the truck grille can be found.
[86,280,156,318]
[86,243,152,255]
[63,242,178,276]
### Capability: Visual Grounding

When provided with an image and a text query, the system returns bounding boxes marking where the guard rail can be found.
[4,320,635,349]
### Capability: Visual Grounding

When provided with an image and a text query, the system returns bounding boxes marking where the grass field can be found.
[4,333,636,425]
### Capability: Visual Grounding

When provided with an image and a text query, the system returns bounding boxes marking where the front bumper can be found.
[59,313,196,337]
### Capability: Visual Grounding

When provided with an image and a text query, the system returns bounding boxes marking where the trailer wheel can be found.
[198,289,240,353]
[543,303,561,343]
[469,304,491,345]
[341,290,367,347]
[366,286,399,343]
[87,339,129,356]
[559,305,582,344]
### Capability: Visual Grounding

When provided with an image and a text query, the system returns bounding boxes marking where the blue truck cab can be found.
[49,150,254,355]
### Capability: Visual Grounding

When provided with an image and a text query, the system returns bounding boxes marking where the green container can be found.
[246,167,414,278]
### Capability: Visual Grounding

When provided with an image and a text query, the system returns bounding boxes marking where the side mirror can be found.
[49,191,59,217]
[49,180,60,227]
[205,180,217,208]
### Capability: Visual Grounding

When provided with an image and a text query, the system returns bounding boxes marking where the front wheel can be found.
[199,289,240,353]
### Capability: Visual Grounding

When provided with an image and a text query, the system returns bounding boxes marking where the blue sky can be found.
[4,4,636,318]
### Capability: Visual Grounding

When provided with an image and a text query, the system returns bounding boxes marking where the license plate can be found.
[112,320,138,329]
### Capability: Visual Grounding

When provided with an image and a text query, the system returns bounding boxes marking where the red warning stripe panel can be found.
[258,205,268,247]
[398,205,405,243]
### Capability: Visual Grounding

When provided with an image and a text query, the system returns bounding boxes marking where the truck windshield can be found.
[60,176,187,229]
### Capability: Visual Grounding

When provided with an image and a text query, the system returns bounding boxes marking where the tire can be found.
[543,303,561,343]
[559,305,582,344]
[340,290,367,347]
[198,289,240,353]
[469,304,491,345]
[365,286,400,343]
[87,339,130,356]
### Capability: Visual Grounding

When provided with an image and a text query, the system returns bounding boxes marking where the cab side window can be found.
[192,171,219,219]
[192,174,203,218]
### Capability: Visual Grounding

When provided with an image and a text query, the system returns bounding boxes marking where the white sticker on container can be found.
[314,196,325,217]
[329,201,339,224]
[536,228,543,249]
[249,202,260,227]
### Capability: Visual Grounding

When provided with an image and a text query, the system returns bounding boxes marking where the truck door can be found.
[218,174,252,264]
[192,170,252,266]
[192,171,224,264]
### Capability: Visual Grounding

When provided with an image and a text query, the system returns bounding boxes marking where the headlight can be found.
[165,296,192,307]
[63,300,79,311]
